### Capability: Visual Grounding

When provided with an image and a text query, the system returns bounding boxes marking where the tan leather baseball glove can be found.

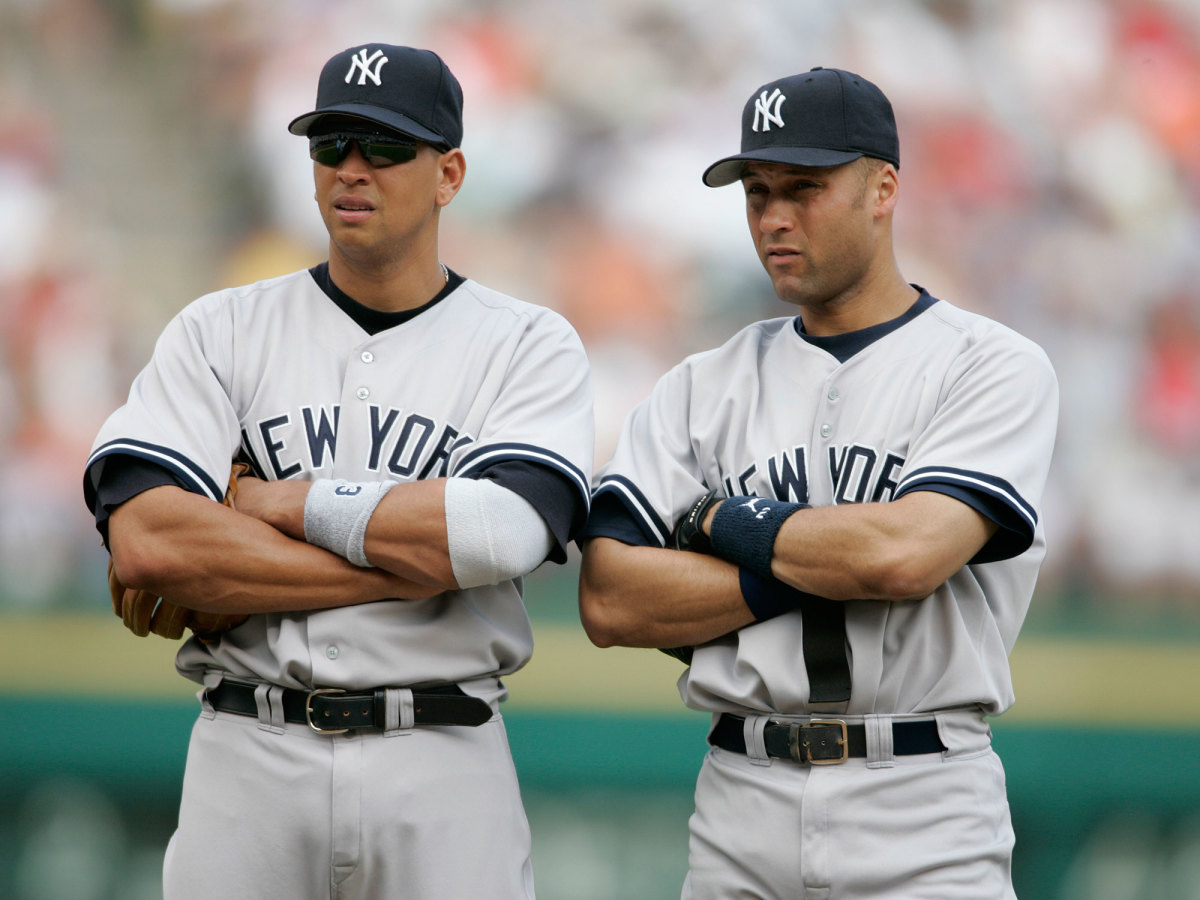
[108,462,251,644]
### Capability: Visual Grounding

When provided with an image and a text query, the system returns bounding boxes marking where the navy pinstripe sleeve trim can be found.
[897,467,1036,528]
[587,475,672,546]
[85,440,223,502]
[895,466,1037,563]
[456,442,591,510]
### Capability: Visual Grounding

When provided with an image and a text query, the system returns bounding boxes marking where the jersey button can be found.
[355,387,370,401]
[827,387,839,401]
[820,424,832,438]
[361,351,375,364]
[326,645,340,660]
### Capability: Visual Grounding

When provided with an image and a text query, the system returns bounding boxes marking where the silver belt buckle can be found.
[789,719,848,765]
[305,688,348,734]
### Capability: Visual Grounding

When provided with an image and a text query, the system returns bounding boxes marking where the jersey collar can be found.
[794,287,938,363]
[309,262,465,335]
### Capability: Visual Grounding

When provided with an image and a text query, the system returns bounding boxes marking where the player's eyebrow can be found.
[741,164,831,181]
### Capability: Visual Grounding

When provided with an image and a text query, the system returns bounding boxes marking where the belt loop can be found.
[254,683,286,734]
[865,714,895,768]
[933,709,990,757]
[742,714,772,767]
[383,688,415,737]
[199,672,222,719]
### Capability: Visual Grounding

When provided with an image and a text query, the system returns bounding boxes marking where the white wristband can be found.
[303,479,396,567]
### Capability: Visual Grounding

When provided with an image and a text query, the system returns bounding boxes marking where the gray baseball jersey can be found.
[586,290,1058,719]
[86,267,593,700]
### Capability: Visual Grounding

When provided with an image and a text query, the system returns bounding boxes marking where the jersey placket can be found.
[805,374,851,708]
[309,345,378,685]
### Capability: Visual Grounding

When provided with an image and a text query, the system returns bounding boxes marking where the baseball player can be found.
[579,67,1058,899]
[83,44,593,900]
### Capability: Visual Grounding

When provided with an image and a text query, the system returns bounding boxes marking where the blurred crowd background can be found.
[3,0,1200,629]
[3,2,1200,899]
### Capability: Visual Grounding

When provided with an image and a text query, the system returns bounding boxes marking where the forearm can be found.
[235,476,457,590]
[578,537,754,648]
[768,503,916,600]
[704,491,996,602]
[109,486,436,614]
[363,478,455,588]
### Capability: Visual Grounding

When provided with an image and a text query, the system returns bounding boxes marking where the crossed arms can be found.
[578,490,996,649]
[107,476,455,615]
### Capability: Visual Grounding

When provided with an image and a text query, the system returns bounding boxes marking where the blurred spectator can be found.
[1079,291,1200,611]
[1136,292,1200,460]
[1,0,1199,621]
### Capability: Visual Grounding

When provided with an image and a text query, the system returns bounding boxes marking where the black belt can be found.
[206,680,493,733]
[709,713,945,765]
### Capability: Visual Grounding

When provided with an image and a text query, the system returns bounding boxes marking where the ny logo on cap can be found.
[753,88,786,132]
[346,48,389,86]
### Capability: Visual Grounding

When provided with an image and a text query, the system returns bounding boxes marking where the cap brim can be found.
[702,147,865,187]
[288,104,449,148]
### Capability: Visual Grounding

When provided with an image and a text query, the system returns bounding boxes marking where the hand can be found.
[229,475,310,540]
[106,460,253,643]
[108,561,248,643]
[670,489,721,553]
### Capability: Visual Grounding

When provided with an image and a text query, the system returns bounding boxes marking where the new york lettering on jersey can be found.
[247,404,471,482]
[595,301,1043,560]
[88,270,590,501]
[715,443,905,506]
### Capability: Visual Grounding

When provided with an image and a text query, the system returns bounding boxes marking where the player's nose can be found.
[758,196,794,233]
[336,145,373,182]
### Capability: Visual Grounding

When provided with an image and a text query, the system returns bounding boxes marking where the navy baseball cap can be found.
[702,67,899,187]
[288,44,463,150]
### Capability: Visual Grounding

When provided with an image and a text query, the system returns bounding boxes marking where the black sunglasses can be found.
[308,132,419,168]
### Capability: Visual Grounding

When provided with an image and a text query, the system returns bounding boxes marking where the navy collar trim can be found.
[309,262,465,335]
[794,287,938,363]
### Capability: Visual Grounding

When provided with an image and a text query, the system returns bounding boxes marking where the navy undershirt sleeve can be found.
[894,481,1034,563]
[87,454,192,548]
[578,490,660,549]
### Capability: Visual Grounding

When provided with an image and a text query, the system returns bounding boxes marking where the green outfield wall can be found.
[2,615,1198,899]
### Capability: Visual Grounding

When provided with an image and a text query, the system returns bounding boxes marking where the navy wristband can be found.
[710,496,806,580]
[740,569,828,622]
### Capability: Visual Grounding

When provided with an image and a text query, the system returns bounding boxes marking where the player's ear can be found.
[435,148,466,208]
[873,163,899,219]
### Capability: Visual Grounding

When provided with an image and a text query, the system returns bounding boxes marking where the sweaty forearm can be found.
[710,492,997,602]
[361,478,456,588]
[768,504,909,600]
[109,486,438,614]
[579,537,754,649]
[234,475,457,590]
